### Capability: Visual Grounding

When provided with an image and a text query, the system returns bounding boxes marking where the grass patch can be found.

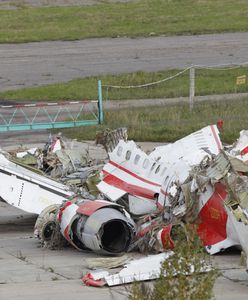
[61,98,248,144]
[1,67,248,101]
[0,0,248,43]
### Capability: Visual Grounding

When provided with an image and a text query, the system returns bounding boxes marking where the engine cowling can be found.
[35,199,136,255]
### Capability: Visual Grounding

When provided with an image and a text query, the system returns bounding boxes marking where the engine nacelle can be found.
[35,199,136,255]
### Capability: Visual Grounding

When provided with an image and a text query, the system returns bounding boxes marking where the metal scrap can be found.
[82,252,211,287]
[3,124,248,272]
[96,127,128,153]
[85,254,131,270]
[10,133,106,196]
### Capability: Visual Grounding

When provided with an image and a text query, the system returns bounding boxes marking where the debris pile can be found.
[2,125,248,284]
[96,127,128,153]
[9,133,107,196]
[82,250,212,287]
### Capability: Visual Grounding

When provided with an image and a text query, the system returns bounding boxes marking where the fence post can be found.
[189,67,195,111]
[98,80,103,124]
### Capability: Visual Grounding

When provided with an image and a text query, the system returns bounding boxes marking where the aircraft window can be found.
[117,146,123,157]
[155,165,161,174]
[134,154,140,165]
[151,162,156,171]
[143,159,149,169]
[163,175,169,185]
[161,167,167,177]
[125,150,131,160]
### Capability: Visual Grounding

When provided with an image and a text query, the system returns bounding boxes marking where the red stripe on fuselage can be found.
[108,160,161,187]
[64,225,70,241]
[102,170,156,199]
[197,182,228,246]
[241,145,248,155]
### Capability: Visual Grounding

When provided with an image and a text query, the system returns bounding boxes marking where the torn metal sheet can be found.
[97,140,163,204]
[228,130,248,163]
[197,182,241,254]
[149,124,222,165]
[82,251,211,287]
[96,127,128,153]
[9,134,107,200]
[228,156,248,173]
[15,147,38,158]
[82,253,172,286]
[105,253,172,286]
[4,125,248,263]
[0,152,73,214]
[85,254,131,270]
[160,151,248,255]
[98,125,222,217]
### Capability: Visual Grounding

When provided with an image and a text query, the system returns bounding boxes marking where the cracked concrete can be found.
[0,205,128,299]
[1,202,248,299]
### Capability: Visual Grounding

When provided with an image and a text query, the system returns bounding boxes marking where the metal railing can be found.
[0,80,103,132]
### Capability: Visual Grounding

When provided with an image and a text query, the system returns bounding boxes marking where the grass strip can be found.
[1,67,248,101]
[61,98,248,144]
[0,0,248,43]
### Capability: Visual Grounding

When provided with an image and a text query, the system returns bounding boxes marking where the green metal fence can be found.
[0,80,103,132]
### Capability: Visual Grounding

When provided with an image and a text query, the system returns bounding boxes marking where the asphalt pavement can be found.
[1,32,248,91]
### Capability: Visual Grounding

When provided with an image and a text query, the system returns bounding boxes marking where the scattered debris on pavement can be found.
[2,125,248,285]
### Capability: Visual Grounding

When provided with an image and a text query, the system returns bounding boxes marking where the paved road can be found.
[1,32,248,91]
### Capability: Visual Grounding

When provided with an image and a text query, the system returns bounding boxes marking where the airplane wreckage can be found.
[1,125,248,285]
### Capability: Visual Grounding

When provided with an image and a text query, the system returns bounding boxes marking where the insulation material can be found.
[85,254,131,270]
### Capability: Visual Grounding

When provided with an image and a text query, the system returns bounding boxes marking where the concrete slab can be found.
[1,204,248,299]
[214,276,248,300]
[0,212,128,299]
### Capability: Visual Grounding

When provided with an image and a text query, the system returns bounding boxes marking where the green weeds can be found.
[1,67,248,101]
[61,98,248,144]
